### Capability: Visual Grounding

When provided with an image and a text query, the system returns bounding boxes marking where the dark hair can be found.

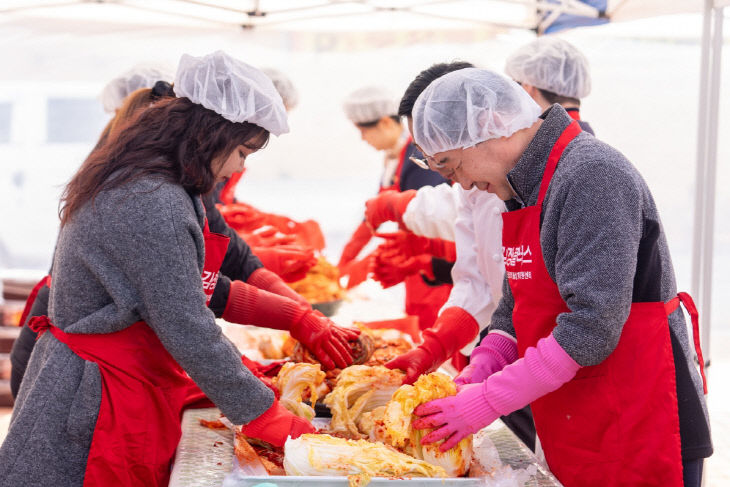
[95,83,176,151]
[60,97,269,225]
[398,61,475,117]
[356,115,400,128]
[537,88,580,107]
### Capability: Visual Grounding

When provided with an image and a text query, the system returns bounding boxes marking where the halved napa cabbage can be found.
[383,372,473,476]
[323,365,403,437]
[283,433,445,487]
[275,362,325,421]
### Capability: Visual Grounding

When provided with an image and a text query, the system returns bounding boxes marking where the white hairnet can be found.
[174,51,289,136]
[342,86,398,125]
[261,68,299,111]
[99,64,173,113]
[412,68,541,156]
[505,36,591,99]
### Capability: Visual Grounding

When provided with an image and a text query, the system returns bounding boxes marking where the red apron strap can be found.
[537,121,581,208]
[28,315,52,337]
[665,292,707,394]
[18,275,52,327]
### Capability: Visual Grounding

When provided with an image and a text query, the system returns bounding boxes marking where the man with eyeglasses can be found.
[338,85,452,333]
[405,68,711,487]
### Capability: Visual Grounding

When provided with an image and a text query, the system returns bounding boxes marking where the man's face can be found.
[429,138,518,200]
[356,118,396,151]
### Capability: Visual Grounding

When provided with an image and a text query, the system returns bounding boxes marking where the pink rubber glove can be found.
[247,267,309,307]
[454,332,518,390]
[413,334,580,451]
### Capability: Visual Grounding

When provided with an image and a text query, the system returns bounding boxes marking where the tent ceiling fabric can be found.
[2,0,710,33]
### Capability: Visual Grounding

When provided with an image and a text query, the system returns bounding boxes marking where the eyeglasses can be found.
[409,154,446,171]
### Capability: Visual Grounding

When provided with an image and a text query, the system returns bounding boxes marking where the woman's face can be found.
[213,145,258,183]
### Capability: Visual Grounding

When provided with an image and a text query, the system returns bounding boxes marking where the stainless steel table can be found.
[169,408,562,487]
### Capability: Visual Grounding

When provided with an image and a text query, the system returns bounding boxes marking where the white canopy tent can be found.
[0,0,724,368]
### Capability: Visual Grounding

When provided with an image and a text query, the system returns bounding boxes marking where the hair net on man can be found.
[261,68,299,111]
[505,36,591,99]
[99,64,173,113]
[174,50,289,136]
[342,86,398,125]
[412,68,541,156]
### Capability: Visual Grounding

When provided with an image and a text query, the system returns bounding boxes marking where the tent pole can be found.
[691,0,712,305]
[692,0,714,375]
[699,2,723,372]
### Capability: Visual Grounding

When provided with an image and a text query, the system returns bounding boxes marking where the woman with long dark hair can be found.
[0,51,316,487]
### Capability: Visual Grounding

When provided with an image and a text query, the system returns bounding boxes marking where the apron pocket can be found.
[534,373,620,465]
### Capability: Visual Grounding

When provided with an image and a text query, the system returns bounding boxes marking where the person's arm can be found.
[202,193,263,282]
[443,187,504,352]
[95,187,274,426]
[401,183,457,241]
[547,158,642,366]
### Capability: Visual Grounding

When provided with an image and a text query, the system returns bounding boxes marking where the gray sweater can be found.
[491,105,711,458]
[0,177,274,486]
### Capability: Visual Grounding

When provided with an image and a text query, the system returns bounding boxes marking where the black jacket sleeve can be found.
[202,193,263,282]
[10,284,49,398]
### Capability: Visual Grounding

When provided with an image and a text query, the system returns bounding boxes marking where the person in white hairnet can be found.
[99,64,174,113]
[0,51,322,487]
[338,85,452,334]
[505,36,594,135]
[214,66,300,205]
[405,68,711,487]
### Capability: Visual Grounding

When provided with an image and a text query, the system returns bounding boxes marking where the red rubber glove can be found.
[375,231,456,262]
[247,267,309,307]
[290,310,360,370]
[386,307,479,384]
[240,400,316,447]
[337,221,373,271]
[223,280,360,370]
[364,189,417,229]
[244,226,297,248]
[218,202,267,233]
[252,245,317,283]
[372,253,433,289]
[414,334,580,451]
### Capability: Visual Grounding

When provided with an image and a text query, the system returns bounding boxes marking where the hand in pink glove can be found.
[364,189,417,229]
[245,226,297,248]
[454,332,518,390]
[240,400,316,447]
[413,334,580,451]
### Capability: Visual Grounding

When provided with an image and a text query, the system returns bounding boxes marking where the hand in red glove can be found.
[375,231,456,262]
[337,221,373,271]
[290,311,361,370]
[240,400,316,447]
[224,278,360,370]
[364,189,417,230]
[218,202,267,233]
[252,245,317,283]
[244,226,298,248]
[386,307,479,384]
[372,253,433,288]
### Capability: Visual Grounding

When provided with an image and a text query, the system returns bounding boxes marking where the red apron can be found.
[30,216,230,487]
[17,274,52,327]
[381,137,452,331]
[502,121,705,486]
[565,108,581,121]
